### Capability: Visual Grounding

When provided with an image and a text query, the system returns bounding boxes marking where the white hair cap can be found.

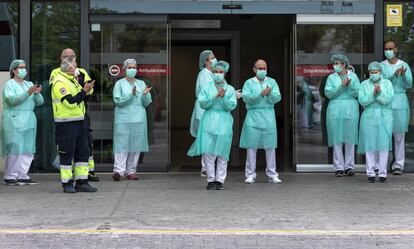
[123,58,137,70]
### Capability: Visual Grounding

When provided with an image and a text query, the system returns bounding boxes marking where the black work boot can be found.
[88,171,100,182]
[206,181,216,190]
[63,181,76,193]
[75,181,97,192]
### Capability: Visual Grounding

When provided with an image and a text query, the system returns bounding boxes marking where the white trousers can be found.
[392,133,405,170]
[201,158,206,172]
[333,143,355,171]
[4,154,33,180]
[202,153,227,183]
[113,152,140,176]
[366,151,389,178]
[245,149,278,179]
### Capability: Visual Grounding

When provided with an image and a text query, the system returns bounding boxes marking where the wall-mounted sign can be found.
[171,19,221,29]
[108,64,121,77]
[386,4,403,27]
[137,64,169,76]
[296,65,333,77]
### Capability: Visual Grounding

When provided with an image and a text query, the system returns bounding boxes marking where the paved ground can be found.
[1,172,414,248]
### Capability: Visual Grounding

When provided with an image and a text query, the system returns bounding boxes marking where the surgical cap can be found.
[331,54,349,67]
[199,50,213,71]
[9,59,25,72]
[368,61,382,71]
[60,57,76,73]
[123,58,137,70]
[214,60,230,73]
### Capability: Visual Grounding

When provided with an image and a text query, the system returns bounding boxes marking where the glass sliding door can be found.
[384,1,414,172]
[89,17,170,171]
[294,15,375,172]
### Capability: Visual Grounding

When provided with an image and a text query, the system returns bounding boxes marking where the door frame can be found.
[171,31,241,166]
[88,14,170,172]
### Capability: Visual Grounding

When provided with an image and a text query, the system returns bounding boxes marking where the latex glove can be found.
[236,89,242,99]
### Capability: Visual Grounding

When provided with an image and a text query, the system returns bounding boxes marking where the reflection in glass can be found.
[90,23,169,170]
[31,1,80,172]
[0,2,19,70]
[385,2,414,171]
[295,24,374,165]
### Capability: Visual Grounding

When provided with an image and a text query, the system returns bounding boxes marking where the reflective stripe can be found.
[74,165,89,180]
[52,99,61,103]
[60,165,72,170]
[75,162,89,166]
[88,157,95,171]
[60,167,73,183]
[54,116,85,122]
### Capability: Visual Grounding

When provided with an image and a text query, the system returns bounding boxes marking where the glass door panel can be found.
[294,23,374,171]
[89,21,169,171]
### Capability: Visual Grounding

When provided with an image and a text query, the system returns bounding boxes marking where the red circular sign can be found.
[109,65,121,77]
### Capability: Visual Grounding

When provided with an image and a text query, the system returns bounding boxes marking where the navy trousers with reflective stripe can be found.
[55,120,89,172]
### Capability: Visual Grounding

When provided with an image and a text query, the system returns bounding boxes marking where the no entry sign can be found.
[109,65,121,77]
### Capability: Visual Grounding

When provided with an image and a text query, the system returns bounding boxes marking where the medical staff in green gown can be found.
[112,58,152,181]
[189,50,217,177]
[187,61,237,190]
[2,59,44,185]
[239,59,282,184]
[380,40,413,175]
[324,54,361,177]
[358,61,394,183]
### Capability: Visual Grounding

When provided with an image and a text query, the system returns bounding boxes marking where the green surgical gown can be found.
[324,72,360,146]
[239,77,281,149]
[187,82,237,161]
[1,79,44,156]
[190,68,214,137]
[380,59,412,133]
[113,78,152,154]
[357,78,394,154]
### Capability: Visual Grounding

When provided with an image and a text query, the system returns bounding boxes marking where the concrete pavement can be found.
[1,172,414,248]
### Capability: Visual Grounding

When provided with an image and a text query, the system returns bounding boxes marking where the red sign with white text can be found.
[137,64,169,76]
[296,65,333,77]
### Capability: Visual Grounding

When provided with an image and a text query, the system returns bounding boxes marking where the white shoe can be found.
[244,176,255,184]
[200,171,207,177]
[268,176,282,184]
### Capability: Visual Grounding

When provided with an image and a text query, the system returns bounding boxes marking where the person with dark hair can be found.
[381,40,413,175]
